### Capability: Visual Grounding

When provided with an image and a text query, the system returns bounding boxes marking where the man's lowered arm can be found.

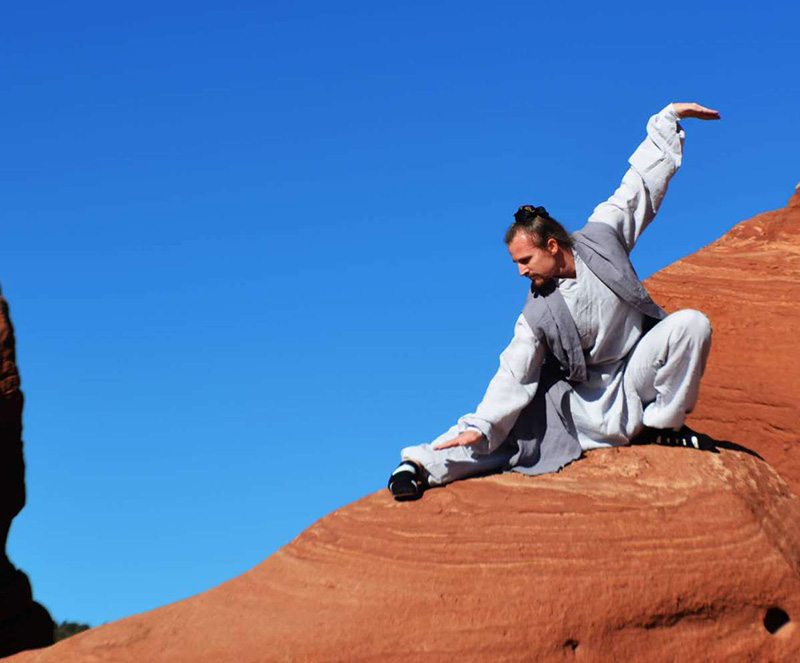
[434,316,546,450]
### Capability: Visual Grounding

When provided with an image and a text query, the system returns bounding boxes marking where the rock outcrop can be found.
[0,294,54,657]
[8,187,800,662]
[646,184,800,494]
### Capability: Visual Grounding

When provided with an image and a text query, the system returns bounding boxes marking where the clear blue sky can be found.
[3,1,798,626]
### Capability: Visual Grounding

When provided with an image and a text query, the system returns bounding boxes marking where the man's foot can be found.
[636,425,712,450]
[388,461,426,500]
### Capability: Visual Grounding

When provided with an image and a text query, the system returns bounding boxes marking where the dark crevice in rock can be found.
[620,605,722,631]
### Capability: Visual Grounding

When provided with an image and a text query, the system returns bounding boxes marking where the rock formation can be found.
[8,187,800,662]
[9,446,800,662]
[646,184,800,494]
[0,293,54,657]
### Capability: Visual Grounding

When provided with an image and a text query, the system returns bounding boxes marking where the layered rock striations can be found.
[9,187,800,662]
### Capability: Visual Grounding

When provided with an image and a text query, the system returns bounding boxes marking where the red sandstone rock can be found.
[10,446,800,662]
[9,188,800,662]
[646,184,800,494]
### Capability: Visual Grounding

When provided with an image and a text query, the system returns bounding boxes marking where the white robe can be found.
[450,104,686,451]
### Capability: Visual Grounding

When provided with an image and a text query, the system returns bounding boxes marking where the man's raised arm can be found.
[588,102,720,253]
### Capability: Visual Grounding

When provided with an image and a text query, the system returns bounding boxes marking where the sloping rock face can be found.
[9,446,800,662]
[646,185,800,494]
[0,294,54,657]
[10,188,800,662]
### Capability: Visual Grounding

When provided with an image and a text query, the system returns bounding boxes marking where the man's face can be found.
[507,232,559,289]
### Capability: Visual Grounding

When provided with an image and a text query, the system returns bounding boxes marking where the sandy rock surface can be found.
[10,188,800,662]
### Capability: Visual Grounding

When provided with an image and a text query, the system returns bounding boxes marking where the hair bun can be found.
[514,205,549,223]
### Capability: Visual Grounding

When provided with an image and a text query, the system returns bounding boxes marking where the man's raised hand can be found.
[432,429,485,450]
[672,102,721,120]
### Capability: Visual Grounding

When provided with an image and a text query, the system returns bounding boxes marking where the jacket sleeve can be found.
[457,314,546,453]
[587,104,685,253]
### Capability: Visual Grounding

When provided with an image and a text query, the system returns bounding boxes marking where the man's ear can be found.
[546,237,559,255]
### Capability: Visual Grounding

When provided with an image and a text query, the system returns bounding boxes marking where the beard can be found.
[529,276,557,297]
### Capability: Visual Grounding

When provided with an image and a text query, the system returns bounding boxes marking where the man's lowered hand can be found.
[433,429,485,450]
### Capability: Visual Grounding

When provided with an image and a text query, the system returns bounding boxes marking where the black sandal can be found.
[388,462,426,500]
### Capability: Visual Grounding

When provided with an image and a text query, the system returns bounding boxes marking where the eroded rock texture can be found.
[0,294,54,657]
[9,188,800,662]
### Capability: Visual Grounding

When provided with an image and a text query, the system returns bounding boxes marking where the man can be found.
[389,102,720,500]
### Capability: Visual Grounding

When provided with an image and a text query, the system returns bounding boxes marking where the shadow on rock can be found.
[630,432,764,461]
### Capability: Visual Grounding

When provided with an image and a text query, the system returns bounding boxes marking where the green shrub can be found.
[54,621,91,642]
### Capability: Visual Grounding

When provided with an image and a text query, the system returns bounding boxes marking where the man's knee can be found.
[669,309,712,344]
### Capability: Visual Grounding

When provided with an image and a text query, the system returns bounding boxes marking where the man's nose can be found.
[517,264,527,277]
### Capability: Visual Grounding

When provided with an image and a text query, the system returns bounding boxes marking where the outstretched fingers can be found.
[672,102,721,120]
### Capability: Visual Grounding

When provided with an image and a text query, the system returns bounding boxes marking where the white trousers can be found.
[402,310,712,486]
